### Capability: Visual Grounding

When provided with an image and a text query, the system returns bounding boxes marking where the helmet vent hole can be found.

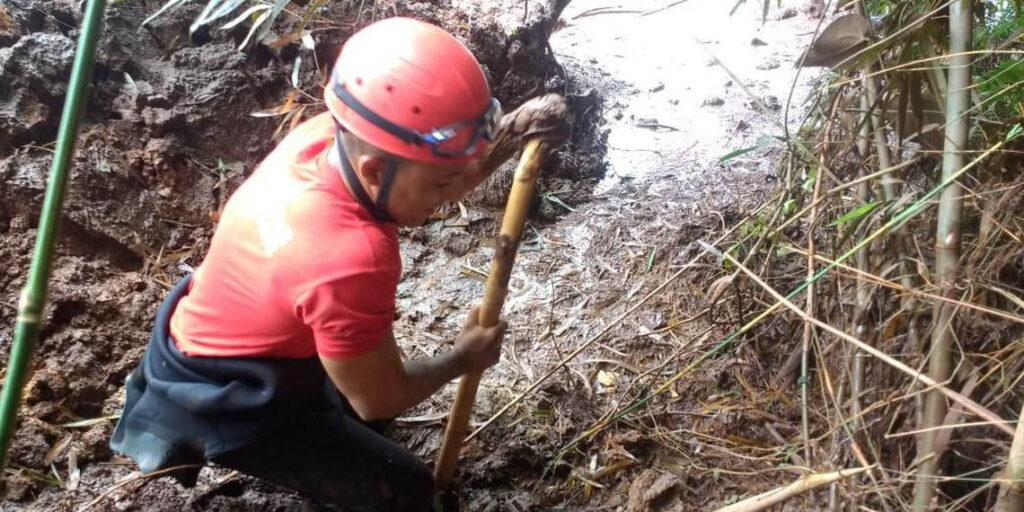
[355,77,363,86]
[385,84,394,93]
[412,106,422,115]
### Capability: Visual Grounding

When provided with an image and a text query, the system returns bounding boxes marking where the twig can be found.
[720,251,1013,437]
[783,245,1024,325]
[78,465,202,512]
[572,8,643,19]
[639,0,689,17]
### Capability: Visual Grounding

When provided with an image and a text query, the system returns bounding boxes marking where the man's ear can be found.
[355,155,387,187]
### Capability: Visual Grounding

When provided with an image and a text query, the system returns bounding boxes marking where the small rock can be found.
[668,98,679,105]
[642,312,666,330]
[751,37,768,46]
[627,470,660,512]
[643,473,682,509]
[9,215,30,232]
[614,110,624,120]
[757,58,781,70]
[703,96,725,107]
[649,82,665,93]
[764,95,782,111]
[779,7,799,19]
[736,119,750,131]
[725,80,733,87]
[705,57,718,67]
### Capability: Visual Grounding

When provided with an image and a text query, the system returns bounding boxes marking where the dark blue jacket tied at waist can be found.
[110,276,328,486]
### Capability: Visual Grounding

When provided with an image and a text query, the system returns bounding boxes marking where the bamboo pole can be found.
[0,0,107,473]
[848,92,875,512]
[713,467,871,512]
[434,139,550,488]
[912,1,971,509]
[995,405,1024,512]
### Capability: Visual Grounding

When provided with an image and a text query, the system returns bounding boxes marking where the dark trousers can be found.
[212,389,434,511]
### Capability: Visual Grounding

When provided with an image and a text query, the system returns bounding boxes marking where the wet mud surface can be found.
[1,0,824,509]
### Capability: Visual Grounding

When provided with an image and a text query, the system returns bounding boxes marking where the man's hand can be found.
[454,306,507,374]
[457,93,571,194]
[321,308,506,421]
[502,93,572,145]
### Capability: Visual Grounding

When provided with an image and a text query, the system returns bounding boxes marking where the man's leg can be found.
[212,400,433,511]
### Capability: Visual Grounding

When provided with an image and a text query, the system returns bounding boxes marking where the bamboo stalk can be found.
[714,467,872,512]
[848,92,875,512]
[434,139,549,488]
[0,0,107,473]
[995,405,1024,512]
[802,139,825,466]
[912,2,971,509]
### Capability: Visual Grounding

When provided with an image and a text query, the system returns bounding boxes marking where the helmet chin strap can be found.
[335,128,398,223]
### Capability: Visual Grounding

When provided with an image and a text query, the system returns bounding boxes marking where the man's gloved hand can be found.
[453,306,507,374]
[480,93,572,174]
[502,93,571,145]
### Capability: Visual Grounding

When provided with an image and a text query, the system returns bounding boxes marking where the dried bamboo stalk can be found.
[714,467,871,512]
[848,91,875,512]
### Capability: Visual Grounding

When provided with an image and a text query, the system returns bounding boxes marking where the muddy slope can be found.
[0,0,603,507]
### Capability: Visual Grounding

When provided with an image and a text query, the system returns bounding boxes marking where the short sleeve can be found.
[295,266,398,360]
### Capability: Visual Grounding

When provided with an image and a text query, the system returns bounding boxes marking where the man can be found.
[110,17,568,511]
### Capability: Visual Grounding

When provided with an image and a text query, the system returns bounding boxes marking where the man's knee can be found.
[395,456,434,511]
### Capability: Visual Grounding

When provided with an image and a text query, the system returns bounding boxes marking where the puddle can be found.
[550,0,823,194]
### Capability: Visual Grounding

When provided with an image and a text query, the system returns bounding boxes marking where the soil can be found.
[1,0,827,510]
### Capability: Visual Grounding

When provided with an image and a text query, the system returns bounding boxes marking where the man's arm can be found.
[320,307,506,421]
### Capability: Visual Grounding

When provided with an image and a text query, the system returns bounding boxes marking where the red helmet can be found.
[325,17,501,164]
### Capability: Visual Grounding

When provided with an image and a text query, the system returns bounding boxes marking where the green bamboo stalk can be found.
[912,1,972,509]
[0,0,107,472]
[995,405,1024,512]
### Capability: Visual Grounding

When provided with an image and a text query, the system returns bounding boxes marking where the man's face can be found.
[378,158,480,227]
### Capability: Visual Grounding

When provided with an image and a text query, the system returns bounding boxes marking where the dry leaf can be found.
[799,14,870,68]
[44,435,73,466]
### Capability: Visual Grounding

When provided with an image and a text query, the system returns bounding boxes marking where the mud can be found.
[1,0,826,510]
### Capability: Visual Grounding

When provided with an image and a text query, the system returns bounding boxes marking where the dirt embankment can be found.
[0,0,605,508]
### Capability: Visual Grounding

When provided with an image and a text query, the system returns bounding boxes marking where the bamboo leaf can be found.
[729,0,745,16]
[141,0,190,27]
[1007,124,1023,142]
[719,135,777,163]
[833,200,881,227]
[190,0,249,34]
[291,55,302,89]
[719,146,758,163]
[59,415,120,428]
[238,9,272,50]
[221,4,271,31]
[896,73,909,147]
[252,0,292,48]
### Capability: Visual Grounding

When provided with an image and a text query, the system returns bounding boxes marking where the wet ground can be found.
[1,0,826,509]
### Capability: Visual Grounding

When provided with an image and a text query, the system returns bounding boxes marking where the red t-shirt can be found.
[170,112,400,360]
